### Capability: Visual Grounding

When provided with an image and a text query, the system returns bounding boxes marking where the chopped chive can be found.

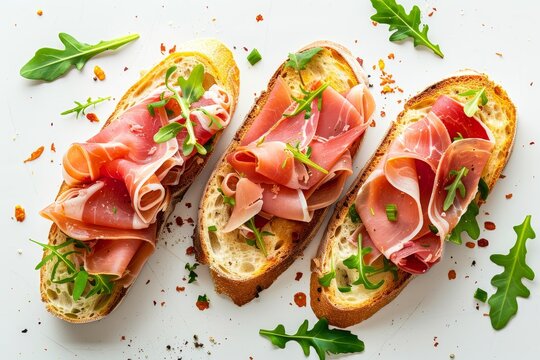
[247,48,262,65]
[429,224,439,234]
[385,204,398,222]
[474,287,488,303]
[348,204,360,223]
[338,286,352,293]
[208,225,217,232]
[478,178,489,201]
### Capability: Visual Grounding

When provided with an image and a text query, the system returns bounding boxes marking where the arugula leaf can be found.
[319,258,336,287]
[185,262,199,283]
[443,166,469,211]
[284,82,329,119]
[259,318,365,360]
[448,202,480,244]
[177,64,205,104]
[348,204,360,223]
[488,215,536,330]
[245,217,271,257]
[285,48,323,72]
[285,142,328,174]
[459,88,488,117]
[153,122,183,143]
[370,0,443,58]
[61,96,111,117]
[343,234,384,290]
[478,178,490,201]
[21,33,139,81]
[72,270,89,301]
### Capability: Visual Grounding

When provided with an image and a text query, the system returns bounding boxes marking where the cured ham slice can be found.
[346,83,376,124]
[222,177,264,233]
[85,239,143,279]
[260,184,312,222]
[354,96,494,274]
[316,86,364,138]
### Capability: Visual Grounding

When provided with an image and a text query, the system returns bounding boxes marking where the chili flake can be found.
[478,238,489,247]
[50,143,56,152]
[86,113,99,122]
[465,241,475,249]
[484,221,496,230]
[93,65,106,81]
[168,45,176,54]
[37,9,43,16]
[295,272,303,281]
[387,53,395,60]
[24,146,44,163]
[255,14,264,22]
[505,193,513,199]
[186,246,195,256]
[448,269,456,280]
[176,286,185,292]
[380,111,386,117]
[196,294,210,311]
[15,205,26,222]
[294,292,307,307]
[160,43,166,54]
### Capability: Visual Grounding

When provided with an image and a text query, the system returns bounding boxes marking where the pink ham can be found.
[345,83,376,124]
[85,239,143,279]
[260,184,311,222]
[316,86,364,138]
[222,177,264,233]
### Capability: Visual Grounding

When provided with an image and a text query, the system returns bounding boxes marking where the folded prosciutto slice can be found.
[41,85,231,286]
[355,95,494,274]
[221,79,375,232]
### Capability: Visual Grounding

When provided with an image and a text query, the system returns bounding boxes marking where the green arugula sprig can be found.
[443,166,469,211]
[151,65,207,156]
[61,96,111,117]
[185,262,199,283]
[343,234,384,290]
[459,88,488,117]
[488,215,535,330]
[259,318,365,360]
[285,47,323,86]
[348,204,360,223]
[284,142,328,174]
[448,202,480,244]
[31,238,113,301]
[318,257,336,287]
[21,33,139,81]
[370,0,443,58]
[245,217,273,257]
[284,82,329,119]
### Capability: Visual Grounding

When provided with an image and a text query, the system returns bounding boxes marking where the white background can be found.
[1,0,539,359]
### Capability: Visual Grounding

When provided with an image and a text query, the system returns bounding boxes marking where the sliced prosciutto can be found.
[41,83,232,287]
[221,78,375,231]
[355,95,494,274]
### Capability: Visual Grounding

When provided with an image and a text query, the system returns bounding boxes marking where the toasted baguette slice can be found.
[195,41,370,305]
[39,39,240,323]
[309,70,516,328]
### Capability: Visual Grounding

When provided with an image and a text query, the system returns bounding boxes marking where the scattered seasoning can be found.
[505,193,513,199]
[495,52,503,57]
[160,43,166,54]
[21,329,28,334]
[293,292,307,307]
[168,45,176,54]
[484,221,496,230]
[36,9,43,16]
[356,57,364,67]
[380,110,386,117]
[50,143,56,152]
[175,216,184,226]
[186,202,192,208]
[530,141,535,145]
[378,59,385,71]
[121,336,126,341]
[370,119,376,127]
[448,269,456,280]
[15,205,26,222]
[176,286,185,292]
[387,53,395,60]
[186,246,195,256]
[372,21,378,26]
[295,272,303,281]
[187,217,194,224]
[477,238,489,247]
[255,14,264,22]
[196,294,210,311]
[123,66,128,71]
[465,241,475,249]
[86,113,99,122]
[433,336,438,347]
[24,145,44,163]
[93,65,106,81]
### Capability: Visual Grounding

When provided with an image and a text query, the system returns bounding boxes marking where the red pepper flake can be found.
[484,221,496,231]
[387,53,395,60]
[175,217,184,226]
[243,46,248,52]
[428,11,434,17]
[186,246,195,256]
[160,301,166,307]
[50,143,56,152]
[123,66,129,71]
[530,141,535,145]
[465,241,476,249]
[294,292,307,307]
[24,146,45,163]
[478,238,489,247]
[186,202,192,208]
[160,43,166,54]
[86,113,99,122]
[196,294,210,311]
[255,14,264,22]
[176,286,185,292]
[37,9,43,16]
[295,272,303,281]
[121,336,126,341]
[356,57,364,67]
[372,21,378,26]
[370,119,376,127]
[499,174,506,179]
[380,111,386,117]
[93,65,106,81]
[448,270,456,280]
[187,217,194,224]
[168,45,176,54]
[505,193,513,199]
[15,205,26,222]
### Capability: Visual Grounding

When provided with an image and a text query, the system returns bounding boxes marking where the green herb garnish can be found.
[151,65,207,156]
[185,262,199,283]
[217,188,236,206]
[385,204,398,222]
[61,96,111,117]
[474,288,488,303]
[488,215,535,330]
[370,0,443,58]
[31,238,113,301]
[343,234,384,290]
[247,48,262,65]
[208,225,217,232]
[284,82,329,119]
[478,178,489,201]
[319,257,336,287]
[285,47,323,86]
[448,202,480,245]
[21,33,139,81]
[429,224,439,234]
[348,204,360,223]
[285,143,328,174]
[259,318,365,360]
[453,132,464,142]
[443,166,469,211]
[458,88,488,117]
[245,217,272,257]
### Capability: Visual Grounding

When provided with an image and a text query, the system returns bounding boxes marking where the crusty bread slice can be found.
[39,39,240,323]
[310,70,517,328]
[195,41,370,305]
